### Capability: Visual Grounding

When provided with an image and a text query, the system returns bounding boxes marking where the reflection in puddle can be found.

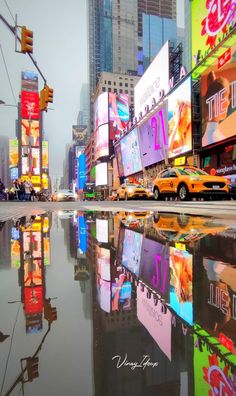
[0,211,236,395]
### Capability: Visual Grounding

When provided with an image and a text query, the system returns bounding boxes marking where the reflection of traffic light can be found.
[40,86,54,112]
[26,357,39,381]
[21,26,33,53]
[44,298,57,323]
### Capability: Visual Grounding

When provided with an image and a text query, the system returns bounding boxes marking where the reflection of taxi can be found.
[153,166,229,201]
[152,212,228,243]
[108,189,118,201]
[117,183,149,200]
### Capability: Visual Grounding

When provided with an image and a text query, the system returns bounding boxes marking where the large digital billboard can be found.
[201,53,236,147]
[21,119,40,146]
[120,128,142,176]
[31,148,40,175]
[95,124,109,160]
[109,93,129,140]
[21,71,38,92]
[21,91,40,119]
[42,141,49,169]
[168,77,192,158]
[134,41,169,117]
[78,153,86,189]
[122,228,143,276]
[94,92,109,131]
[138,103,168,167]
[9,139,19,168]
[191,0,236,69]
[95,162,108,186]
[114,143,124,177]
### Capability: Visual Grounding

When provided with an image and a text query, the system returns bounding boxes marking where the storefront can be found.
[201,142,236,182]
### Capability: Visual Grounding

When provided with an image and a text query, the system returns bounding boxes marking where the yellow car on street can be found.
[117,183,149,200]
[152,166,229,201]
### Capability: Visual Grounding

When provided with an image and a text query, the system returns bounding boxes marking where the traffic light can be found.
[26,357,39,382]
[40,86,54,112]
[45,85,54,103]
[40,88,47,111]
[44,298,57,323]
[21,26,33,54]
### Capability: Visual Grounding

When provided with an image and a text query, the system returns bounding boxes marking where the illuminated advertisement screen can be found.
[139,103,168,167]
[201,53,236,147]
[191,0,236,69]
[95,162,108,186]
[24,258,42,287]
[22,148,29,175]
[21,91,40,119]
[96,246,111,312]
[134,41,169,117]
[169,247,193,325]
[194,333,236,395]
[11,240,20,269]
[42,141,49,169]
[94,92,109,130]
[21,70,38,92]
[109,93,129,140]
[78,215,87,254]
[23,231,42,258]
[24,285,43,314]
[140,238,170,301]
[9,139,19,168]
[137,283,172,360]
[95,124,109,160]
[122,228,143,276]
[31,148,40,175]
[114,143,124,177]
[120,128,142,177]
[43,237,50,265]
[168,77,192,158]
[96,219,108,243]
[78,153,86,189]
[21,119,40,146]
[10,168,19,180]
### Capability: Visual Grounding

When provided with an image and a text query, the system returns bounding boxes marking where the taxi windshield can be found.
[177,168,208,176]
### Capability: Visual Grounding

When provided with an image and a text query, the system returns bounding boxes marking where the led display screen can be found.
[134,41,169,117]
[96,219,108,243]
[21,91,40,119]
[112,280,131,311]
[122,228,143,276]
[95,162,108,186]
[191,0,236,69]
[120,128,142,176]
[78,153,87,189]
[137,283,172,360]
[168,77,192,158]
[201,52,236,147]
[42,141,49,169]
[31,148,40,175]
[109,93,129,140]
[169,247,193,325]
[94,92,109,130]
[114,143,124,177]
[9,139,19,169]
[21,119,40,146]
[21,70,38,92]
[95,124,109,160]
[138,103,168,167]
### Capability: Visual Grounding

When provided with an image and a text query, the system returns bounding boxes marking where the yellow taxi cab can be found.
[152,166,229,201]
[116,183,149,200]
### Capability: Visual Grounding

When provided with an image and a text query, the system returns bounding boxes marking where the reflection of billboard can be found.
[201,54,236,147]
[169,247,193,325]
[112,279,131,311]
[137,283,172,360]
[96,219,108,243]
[139,103,168,167]
[191,0,236,69]
[21,91,40,119]
[168,77,192,158]
[31,148,40,175]
[78,216,87,254]
[95,124,109,160]
[21,119,40,146]
[94,92,109,130]
[109,93,129,140]
[134,41,169,117]
[96,246,111,312]
[78,153,86,189]
[11,240,20,269]
[114,143,124,177]
[43,237,50,265]
[23,231,42,257]
[24,259,42,286]
[24,286,43,314]
[95,162,108,186]
[42,141,49,169]
[22,150,29,175]
[21,71,38,92]
[122,228,143,276]
[9,139,19,168]
[120,128,142,176]
[140,238,170,301]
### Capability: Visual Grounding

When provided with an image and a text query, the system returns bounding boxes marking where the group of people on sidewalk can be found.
[0,178,36,201]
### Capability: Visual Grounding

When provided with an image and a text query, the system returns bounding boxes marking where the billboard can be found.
[21,71,38,92]
[9,139,19,168]
[96,219,108,243]
[109,93,129,140]
[21,119,40,147]
[114,143,124,177]
[95,124,109,160]
[31,148,40,175]
[134,41,169,117]
[21,91,40,119]
[120,128,142,176]
[95,162,108,186]
[122,228,143,276]
[94,92,109,131]
[201,52,236,147]
[72,125,86,143]
[24,286,43,314]
[138,103,168,167]
[137,283,172,360]
[168,77,192,158]
[42,141,49,169]
[22,148,29,175]
[78,153,86,189]
[11,240,20,269]
[191,0,236,69]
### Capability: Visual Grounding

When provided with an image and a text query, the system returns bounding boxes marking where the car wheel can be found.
[178,184,189,201]
[177,214,189,228]
[153,187,160,201]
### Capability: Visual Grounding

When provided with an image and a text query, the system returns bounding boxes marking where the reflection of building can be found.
[0,220,11,270]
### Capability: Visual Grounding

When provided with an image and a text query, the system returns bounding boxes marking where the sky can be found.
[0,0,88,182]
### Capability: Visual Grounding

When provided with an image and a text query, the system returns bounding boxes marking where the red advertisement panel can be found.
[21,91,40,120]
[24,285,43,314]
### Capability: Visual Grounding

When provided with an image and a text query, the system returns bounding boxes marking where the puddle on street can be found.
[0,210,236,396]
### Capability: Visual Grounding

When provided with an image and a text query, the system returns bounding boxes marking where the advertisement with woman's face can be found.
[168,77,192,158]
[201,48,236,147]
[94,92,109,131]
[120,128,142,177]
[95,124,109,160]
[109,93,129,140]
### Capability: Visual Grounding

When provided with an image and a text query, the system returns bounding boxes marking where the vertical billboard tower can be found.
[20,71,42,191]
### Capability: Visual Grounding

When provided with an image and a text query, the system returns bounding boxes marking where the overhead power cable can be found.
[0,43,17,105]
